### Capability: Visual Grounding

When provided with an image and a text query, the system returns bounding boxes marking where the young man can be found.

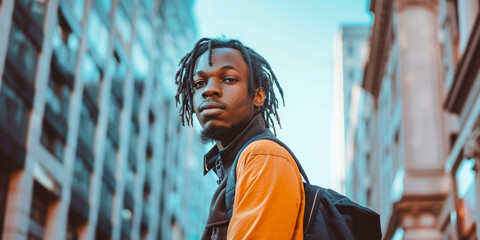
[175,38,304,239]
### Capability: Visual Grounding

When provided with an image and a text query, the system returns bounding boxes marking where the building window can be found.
[82,53,102,105]
[0,78,30,146]
[455,158,477,238]
[40,123,64,161]
[121,207,133,240]
[70,155,91,220]
[28,183,56,240]
[45,72,70,121]
[87,8,109,63]
[77,100,96,154]
[97,180,114,238]
[16,0,47,25]
[6,21,39,84]
[63,0,85,22]
[128,124,138,172]
[52,8,79,76]
[110,49,127,100]
[95,0,112,16]
[132,42,149,80]
[104,136,117,184]
[115,5,132,44]
[132,82,143,121]
[107,93,121,145]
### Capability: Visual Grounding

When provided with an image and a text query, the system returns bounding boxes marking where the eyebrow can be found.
[195,65,239,76]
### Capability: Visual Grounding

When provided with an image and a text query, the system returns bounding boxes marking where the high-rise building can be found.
[0,0,215,239]
[347,0,480,239]
[332,25,371,194]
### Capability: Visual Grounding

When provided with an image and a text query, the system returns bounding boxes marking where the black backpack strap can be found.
[303,183,325,234]
[225,129,310,220]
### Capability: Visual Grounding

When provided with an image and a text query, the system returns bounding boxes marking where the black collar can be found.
[203,114,267,175]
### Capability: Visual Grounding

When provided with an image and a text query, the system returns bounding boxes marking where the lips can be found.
[198,101,225,117]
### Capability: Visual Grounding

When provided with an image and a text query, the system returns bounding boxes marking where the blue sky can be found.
[194,0,373,188]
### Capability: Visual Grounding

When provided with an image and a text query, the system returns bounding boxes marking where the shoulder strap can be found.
[225,129,310,219]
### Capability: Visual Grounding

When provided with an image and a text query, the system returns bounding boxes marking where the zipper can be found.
[305,188,321,233]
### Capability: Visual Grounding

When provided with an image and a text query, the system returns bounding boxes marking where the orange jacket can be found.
[227,139,305,239]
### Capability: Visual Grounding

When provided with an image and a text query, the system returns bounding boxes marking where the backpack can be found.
[225,130,382,240]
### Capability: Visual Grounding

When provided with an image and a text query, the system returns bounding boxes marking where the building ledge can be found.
[362,0,393,101]
[444,14,480,114]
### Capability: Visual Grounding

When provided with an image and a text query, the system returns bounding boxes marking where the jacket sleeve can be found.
[227,140,304,240]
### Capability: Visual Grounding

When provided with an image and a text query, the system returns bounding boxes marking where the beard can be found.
[200,122,247,145]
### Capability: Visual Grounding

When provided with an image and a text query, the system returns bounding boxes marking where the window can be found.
[28,183,56,240]
[63,0,85,22]
[97,180,114,238]
[0,78,30,145]
[455,158,477,238]
[40,123,64,161]
[73,156,91,199]
[128,124,138,171]
[41,68,70,161]
[108,93,121,143]
[6,21,39,84]
[70,155,91,221]
[45,73,70,121]
[110,49,127,100]
[77,100,96,153]
[28,195,48,240]
[87,8,109,63]
[121,206,133,240]
[81,53,102,105]
[96,0,112,16]
[132,42,149,79]
[136,15,154,48]
[52,8,79,75]
[16,0,47,28]
[124,167,135,221]
[104,136,117,178]
[115,5,132,44]
[132,83,142,121]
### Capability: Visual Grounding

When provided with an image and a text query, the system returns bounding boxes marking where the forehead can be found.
[194,48,248,73]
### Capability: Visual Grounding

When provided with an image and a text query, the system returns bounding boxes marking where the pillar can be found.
[395,0,449,238]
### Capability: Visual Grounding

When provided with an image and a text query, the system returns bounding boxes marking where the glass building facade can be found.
[0,0,215,239]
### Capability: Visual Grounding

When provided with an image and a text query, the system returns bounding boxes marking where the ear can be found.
[254,88,265,108]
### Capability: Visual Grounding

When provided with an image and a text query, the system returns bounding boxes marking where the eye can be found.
[223,77,238,84]
[193,80,206,89]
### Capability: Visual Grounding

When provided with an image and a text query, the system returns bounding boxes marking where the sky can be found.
[194,0,373,188]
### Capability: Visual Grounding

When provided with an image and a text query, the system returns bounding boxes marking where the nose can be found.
[201,79,222,99]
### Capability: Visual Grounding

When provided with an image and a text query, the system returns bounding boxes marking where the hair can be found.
[174,37,285,134]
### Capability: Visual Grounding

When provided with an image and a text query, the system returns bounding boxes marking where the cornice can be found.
[362,0,394,101]
[444,14,480,114]
[396,0,439,12]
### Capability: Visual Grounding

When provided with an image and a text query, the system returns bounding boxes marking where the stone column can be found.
[395,0,449,238]
[2,171,34,240]
[463,127,480,240]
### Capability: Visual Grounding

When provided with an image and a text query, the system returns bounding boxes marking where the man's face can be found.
[192,48,264,144]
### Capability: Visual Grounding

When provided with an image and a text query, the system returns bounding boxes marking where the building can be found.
[0,0,214,239]
[332,25,371,194]
[345,0,480,239]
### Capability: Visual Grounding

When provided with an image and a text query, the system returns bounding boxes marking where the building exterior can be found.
[332,26,371,194]
[0,0,215,239]
[345,0,480,239]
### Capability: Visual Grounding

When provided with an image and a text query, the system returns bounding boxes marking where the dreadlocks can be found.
[174,38,285,134]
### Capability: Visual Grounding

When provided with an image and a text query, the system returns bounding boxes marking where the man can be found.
[175,38,304,239]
